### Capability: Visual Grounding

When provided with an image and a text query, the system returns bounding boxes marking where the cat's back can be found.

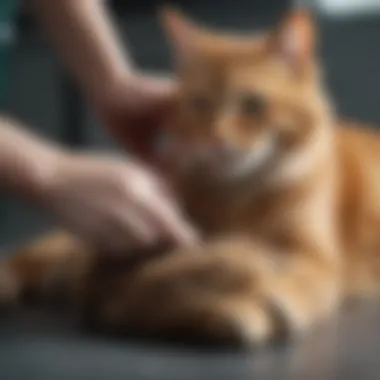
[337,121,380,158]
[336,120,380,196]
[336,121,380,253]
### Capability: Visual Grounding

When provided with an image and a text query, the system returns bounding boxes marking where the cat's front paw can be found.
[115,238,337,348]
[243,264,339,347]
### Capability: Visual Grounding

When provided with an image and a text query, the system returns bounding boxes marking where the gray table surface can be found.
[0,299,380,380]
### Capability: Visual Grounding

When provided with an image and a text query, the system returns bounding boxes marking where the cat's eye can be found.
[238,93,267,117]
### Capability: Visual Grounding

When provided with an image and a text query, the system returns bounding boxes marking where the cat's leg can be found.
[85,237,271,346]
[112,237,341,347]
[0,230,94,307]
[258,250,341,339]
[244,240,341,342]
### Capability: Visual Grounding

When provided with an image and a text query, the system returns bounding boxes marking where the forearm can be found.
[0,116,62,202]
[28,0,133,104]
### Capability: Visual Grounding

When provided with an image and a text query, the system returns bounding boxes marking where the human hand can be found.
[94,73,177,165]
[37,152,197,253]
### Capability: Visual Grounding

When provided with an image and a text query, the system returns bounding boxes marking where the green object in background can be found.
[0,1,19,107]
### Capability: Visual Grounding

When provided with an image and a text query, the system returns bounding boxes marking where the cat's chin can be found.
[174,154,260,181]
[172,148,275,182]
[198,160,259,182]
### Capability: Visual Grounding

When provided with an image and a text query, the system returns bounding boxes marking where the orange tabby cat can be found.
[1,8,380,347]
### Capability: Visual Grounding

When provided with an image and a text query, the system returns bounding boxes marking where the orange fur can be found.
[1,8,380,348]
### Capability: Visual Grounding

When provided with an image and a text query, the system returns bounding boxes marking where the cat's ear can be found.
[272,8,316,69]
[159,7,199,59]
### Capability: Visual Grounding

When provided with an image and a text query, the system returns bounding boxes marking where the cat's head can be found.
[161,8,331,179]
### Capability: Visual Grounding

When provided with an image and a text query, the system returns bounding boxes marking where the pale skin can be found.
[0,0,197,252]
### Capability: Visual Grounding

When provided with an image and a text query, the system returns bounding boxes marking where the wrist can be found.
[22,145,67,205]
[92,72,175,118]
[5,131,67,203]
[90,69,147,115]
[87,69,134,111]
[0,119,68,204]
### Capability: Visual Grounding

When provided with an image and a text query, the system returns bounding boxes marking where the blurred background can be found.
[1,0,380,246]
[2,1,380,379]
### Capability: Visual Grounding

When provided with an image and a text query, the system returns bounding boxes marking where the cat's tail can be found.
[0,230,91,308]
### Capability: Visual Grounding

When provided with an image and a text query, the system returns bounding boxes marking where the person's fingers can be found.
[126,167,198,246]
[86,209,159,254]
[101,74,179,161]
[100,201,161,251]
[143,193,198,246]
[116,206,159,245]
[135,73,178,100]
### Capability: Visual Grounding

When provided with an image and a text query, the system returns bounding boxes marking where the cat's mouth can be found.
[200,137,277,179]
[165,135,278,179]
[193,149,274,180]
[233,137,277,177]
